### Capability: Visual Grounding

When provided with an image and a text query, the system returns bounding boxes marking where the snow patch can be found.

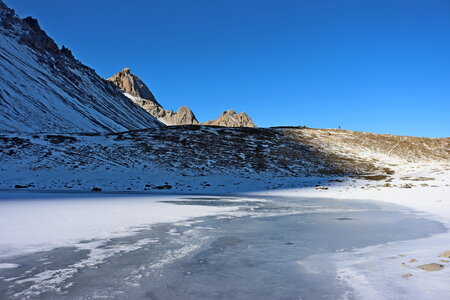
[0,193,235,259]
[0,263,20,269]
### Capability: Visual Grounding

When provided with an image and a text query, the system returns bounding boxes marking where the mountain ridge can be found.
[108,68,199,126]
[0,1,162,133]
[108,67,256,127]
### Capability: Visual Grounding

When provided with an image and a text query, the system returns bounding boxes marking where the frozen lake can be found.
[0,192,445,299]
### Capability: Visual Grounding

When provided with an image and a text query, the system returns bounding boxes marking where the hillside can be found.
[0,126,447,192]
[0,2,162,133]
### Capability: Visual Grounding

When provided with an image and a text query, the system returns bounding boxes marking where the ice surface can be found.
[258,164,450,300]
[0,162,448,299]
[0,193,445,299]
[0,192,234,259]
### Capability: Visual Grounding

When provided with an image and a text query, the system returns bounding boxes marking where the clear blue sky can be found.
[7,0,450,137]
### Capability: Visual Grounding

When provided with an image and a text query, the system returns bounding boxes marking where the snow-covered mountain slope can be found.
[0,2,162,133]
[0,126,447,192]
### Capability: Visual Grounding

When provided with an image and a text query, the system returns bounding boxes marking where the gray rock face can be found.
[108,68,199,125]
[202,109,256,127]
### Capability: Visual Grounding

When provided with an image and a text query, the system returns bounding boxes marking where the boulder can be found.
[417,263,444,271]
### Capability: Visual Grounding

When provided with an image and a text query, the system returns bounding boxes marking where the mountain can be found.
[202,109,256,127]
[107,68,199,125]
[0,2,162,133]
[108,68,256,127]
[0,1,448,195]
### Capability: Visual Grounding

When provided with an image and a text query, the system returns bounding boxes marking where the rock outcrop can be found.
[108,68,256,127]
[108,68,199,125]
[163,106,199,126]
[107,68,159,105]
[202,110,256,127]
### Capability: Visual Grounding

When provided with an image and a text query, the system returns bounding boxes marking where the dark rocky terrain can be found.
[0,126,447,192]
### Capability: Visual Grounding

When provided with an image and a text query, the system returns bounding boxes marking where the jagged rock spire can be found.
[107,68,160,106]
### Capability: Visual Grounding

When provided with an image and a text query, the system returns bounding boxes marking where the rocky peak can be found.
[202,109,256,127]
[0,2,77,61]
[107,68,159,106]
[19,16,59,54]
[60,45,75,60]
[22,16,40,31]
[108,68,255,127]
[162,106,199,126]
[0,0,13,20]
[108,68,199,125]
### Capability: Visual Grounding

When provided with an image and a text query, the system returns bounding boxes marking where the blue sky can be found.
[7,0,450,137]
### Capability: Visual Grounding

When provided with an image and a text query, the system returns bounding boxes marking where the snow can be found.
[123,93,136,101]
[1,3,448,298]
[0,162,448,298]
[0,112,447,297]
[253,162,450,299]
[0,193,234,259]
[0,22,162,133]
